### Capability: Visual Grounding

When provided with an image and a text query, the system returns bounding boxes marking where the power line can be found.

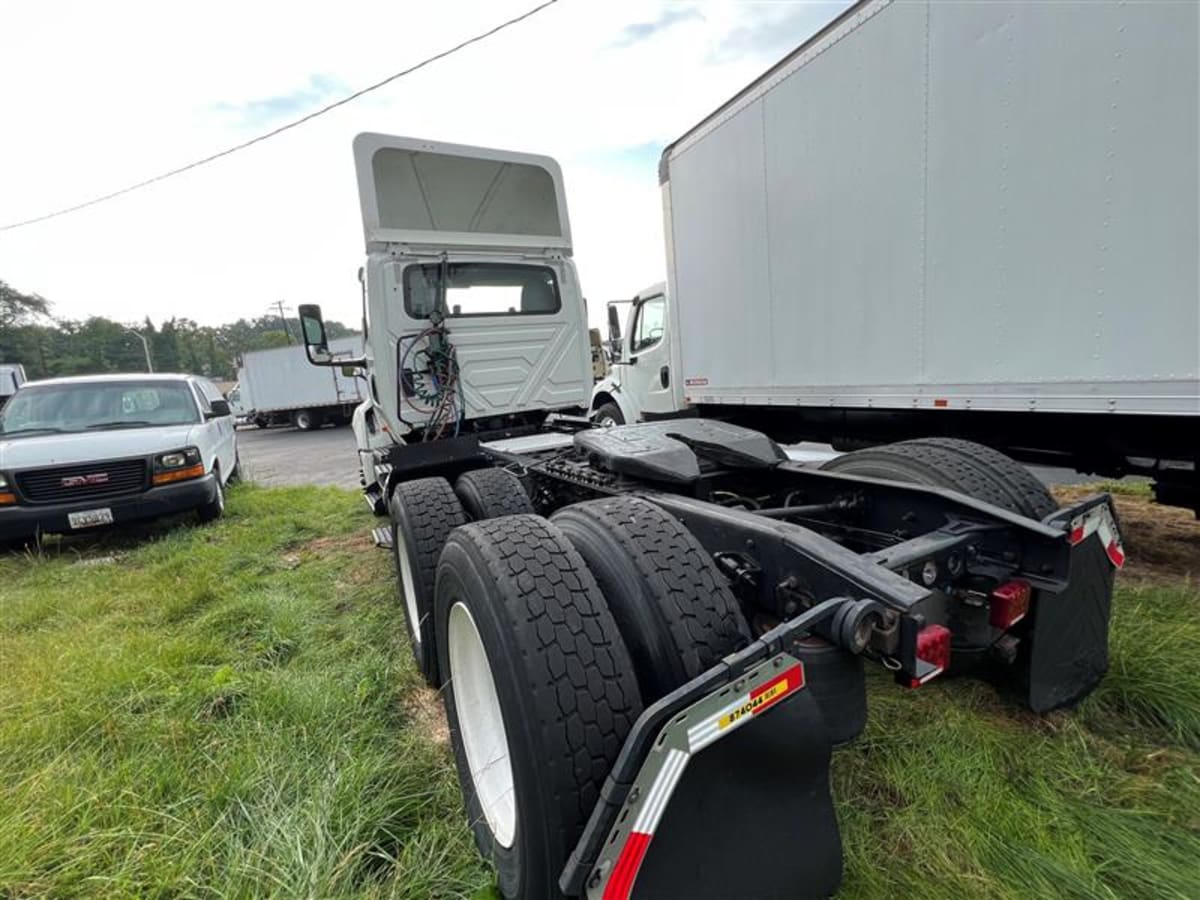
[0,0,560,233]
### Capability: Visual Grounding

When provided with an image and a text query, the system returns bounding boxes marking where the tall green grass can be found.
[1,485,1197,898]
[0,486,490,898]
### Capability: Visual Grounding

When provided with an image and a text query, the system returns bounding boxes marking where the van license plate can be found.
[68,508,114,529]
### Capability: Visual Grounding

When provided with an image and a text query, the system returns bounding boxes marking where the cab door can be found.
[617,293,675,417]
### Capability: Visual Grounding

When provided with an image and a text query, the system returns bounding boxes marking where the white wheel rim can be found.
[397,535,421,647]
[448,601,517,848]
[599,416,618,427]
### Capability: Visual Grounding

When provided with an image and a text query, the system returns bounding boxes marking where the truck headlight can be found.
[152,448,205,485]
[0,472,13,506]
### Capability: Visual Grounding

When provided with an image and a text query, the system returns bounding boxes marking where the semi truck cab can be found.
[300,134,595,498]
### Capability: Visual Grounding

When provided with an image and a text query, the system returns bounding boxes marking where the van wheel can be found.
[436,515,643,900]
[553,496,751,701]
[454,468,535,520]
[594,401,624,427]
[821,438,1057,519]
[196,466,224,523]
[389,477,467,686]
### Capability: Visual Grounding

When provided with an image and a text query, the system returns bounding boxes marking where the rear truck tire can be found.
[292,408,320,431]
[435,515,643,900]
[454,468,536,520]
[593,401,624,427]
[821,437,1057,519]
[389,477,468,686]
[552,496,751,702]
[196,466,224,523]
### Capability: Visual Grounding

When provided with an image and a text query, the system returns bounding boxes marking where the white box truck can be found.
[234,337,365,430]
[591,0,1199,511]
[0,364,26,410]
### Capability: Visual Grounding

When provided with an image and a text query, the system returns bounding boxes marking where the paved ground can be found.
[237,426,1103,492]
[236,424,360,490]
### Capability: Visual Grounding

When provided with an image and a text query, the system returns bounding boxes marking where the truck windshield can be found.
[0,381,200,436]
[404,263,561,318]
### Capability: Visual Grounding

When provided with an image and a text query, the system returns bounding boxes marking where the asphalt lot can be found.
[236,425,1098,492]
[236,424,360,490]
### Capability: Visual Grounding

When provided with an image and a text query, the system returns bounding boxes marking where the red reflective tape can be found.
[1106,540,1126,569]
[603,831,652,900]
[748,663,805,714]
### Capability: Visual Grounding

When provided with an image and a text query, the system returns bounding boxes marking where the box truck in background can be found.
[0,364,26,410]
[235,337,365,430]
[591,0,1199,512]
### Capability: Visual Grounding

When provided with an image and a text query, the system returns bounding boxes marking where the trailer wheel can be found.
[436,516,643,899]
[821,438,1056,519]
[389,477,467,686]
[454,468,535,520]
[553,496,751,701]
[293,409,320,431]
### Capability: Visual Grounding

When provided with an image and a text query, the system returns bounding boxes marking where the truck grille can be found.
[16,458,147,504]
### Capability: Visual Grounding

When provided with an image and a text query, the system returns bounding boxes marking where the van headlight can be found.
[152,448,205,485]
[0,473,14,505]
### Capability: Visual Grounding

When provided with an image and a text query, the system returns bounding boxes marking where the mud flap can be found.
[1020,497,1123,712]
[564,647,843,900]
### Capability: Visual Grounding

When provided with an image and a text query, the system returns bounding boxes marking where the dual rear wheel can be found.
[387,473,751,897]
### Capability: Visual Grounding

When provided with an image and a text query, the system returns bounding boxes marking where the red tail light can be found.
[910,624,951,686]
[990,579,1031,629]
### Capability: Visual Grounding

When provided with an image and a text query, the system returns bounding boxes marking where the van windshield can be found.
[0,381,200,437]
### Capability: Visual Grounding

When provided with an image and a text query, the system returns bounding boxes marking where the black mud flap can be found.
[1020,497,1124,713]
[562,642,844,900]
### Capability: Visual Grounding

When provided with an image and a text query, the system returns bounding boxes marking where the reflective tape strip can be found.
[602,748,689,900]
[1068,503,1126,569]
[687,664,805,753]
[632,748,689,835]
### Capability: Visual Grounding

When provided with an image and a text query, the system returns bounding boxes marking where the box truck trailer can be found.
[296,129,1124,898]
[0,364,26,410]
[591,0,1199,512]
[235,337,364,430]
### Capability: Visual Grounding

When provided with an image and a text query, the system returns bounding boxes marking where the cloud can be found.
[214,74,349,127]
[709,1,851,65]
[612,5,702,48]
[0,0,847,331]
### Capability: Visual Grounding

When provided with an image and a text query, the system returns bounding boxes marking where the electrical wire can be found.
[0,0,560,233]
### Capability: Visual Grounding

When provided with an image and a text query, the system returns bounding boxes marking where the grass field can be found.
[1,484,1197,898]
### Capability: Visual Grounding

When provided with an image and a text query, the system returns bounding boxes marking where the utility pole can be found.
[124,328,153,372]
[271,301,294,344]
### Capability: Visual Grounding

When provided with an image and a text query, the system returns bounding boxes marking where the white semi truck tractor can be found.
[298,128,1126,900]
[591,0,1199,513]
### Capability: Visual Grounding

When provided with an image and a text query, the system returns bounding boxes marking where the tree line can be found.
[0,279,356,382]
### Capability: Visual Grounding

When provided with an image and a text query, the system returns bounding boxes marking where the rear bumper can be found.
[0,475,217,540]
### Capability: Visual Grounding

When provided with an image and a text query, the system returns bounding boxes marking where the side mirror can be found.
[606,303,622,341]
[298,304,331,364]
[207,399,231,418]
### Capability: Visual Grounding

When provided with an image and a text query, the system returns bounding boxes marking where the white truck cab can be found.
[590,282,683,424]
[300,134,595,499]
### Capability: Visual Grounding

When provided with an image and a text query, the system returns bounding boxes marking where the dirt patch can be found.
[402,687,450,748]
[297,533,375,555]
[1052,486,1198,584]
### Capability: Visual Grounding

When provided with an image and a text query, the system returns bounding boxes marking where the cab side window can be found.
[630,296,666,354]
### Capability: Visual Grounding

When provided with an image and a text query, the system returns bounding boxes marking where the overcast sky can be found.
[0,0,849,330]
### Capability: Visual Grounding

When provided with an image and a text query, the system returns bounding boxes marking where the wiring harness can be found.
[398,314,464,441]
